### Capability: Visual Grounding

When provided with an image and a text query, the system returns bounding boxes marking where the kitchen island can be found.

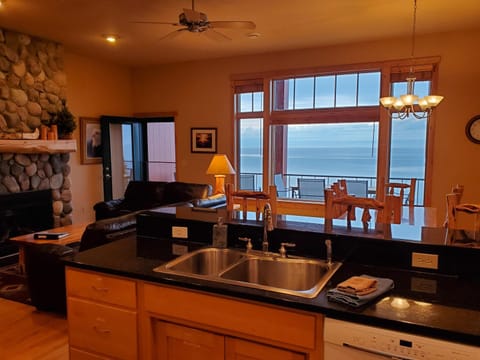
[64,209,480,359]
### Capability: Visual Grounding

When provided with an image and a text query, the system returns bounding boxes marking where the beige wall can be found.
[64,51,133,223]
[132,29,480,225]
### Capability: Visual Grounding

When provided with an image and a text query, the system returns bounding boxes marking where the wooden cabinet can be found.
[141,283,323,359]
[154,321,224,360]
[151,321,306,360]
[225,337,305,360]
[70,347,112,360]
[66,268,138,359]
[65,268,323,360]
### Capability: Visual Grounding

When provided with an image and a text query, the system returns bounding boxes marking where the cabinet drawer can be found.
[143,283,319,349]
[66,267,136,308]
[68,297,138,359]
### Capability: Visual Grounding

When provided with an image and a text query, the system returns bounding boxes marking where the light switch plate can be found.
[172,226,188,239]
[412,252,438,270]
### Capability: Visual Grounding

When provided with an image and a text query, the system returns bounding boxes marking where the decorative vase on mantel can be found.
[43,99,77,140]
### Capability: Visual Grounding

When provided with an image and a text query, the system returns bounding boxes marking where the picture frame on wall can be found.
[80,117,103,164]
[191,128,217,153]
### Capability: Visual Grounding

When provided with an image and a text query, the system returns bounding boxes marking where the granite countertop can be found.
[65,236,480,347]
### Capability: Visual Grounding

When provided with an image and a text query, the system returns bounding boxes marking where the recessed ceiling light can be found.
[103,34,119,44]
[247,32,261,39]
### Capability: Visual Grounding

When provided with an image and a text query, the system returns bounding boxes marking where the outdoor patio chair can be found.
[297,178,326,201]
[239,174,255,191]
[345,179,369,198]
[274,174,290,198]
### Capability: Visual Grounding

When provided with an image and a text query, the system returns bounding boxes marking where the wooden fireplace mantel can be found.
[0,139,77,154]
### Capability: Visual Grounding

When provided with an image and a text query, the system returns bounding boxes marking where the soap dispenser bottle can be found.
[212,217,227,248]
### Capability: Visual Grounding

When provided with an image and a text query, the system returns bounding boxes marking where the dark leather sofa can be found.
[93,180,226,220]
[24,181,226,314]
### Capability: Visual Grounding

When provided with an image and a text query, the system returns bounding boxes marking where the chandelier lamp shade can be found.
[379,0,443,120]
[206,154,236,194]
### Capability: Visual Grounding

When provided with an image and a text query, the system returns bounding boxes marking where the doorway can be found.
[100,116,176,201]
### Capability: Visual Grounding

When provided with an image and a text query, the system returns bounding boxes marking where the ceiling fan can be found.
[133,0,256,41]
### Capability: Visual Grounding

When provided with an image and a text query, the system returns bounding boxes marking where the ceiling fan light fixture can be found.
[133,0,256,42]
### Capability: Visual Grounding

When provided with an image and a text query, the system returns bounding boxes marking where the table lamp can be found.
[206,154,236,194]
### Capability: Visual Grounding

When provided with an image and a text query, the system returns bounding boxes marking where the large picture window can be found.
[233,59,440,210]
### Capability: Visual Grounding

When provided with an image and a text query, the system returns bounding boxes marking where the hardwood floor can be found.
[0,298,69,359]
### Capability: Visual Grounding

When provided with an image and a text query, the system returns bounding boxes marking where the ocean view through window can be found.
[234,62,437,208]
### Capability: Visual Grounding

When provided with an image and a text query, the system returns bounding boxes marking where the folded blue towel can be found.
[327,275,394,308]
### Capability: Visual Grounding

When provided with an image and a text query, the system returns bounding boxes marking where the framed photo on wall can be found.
[191,128,217,153]
[80,117,103,164]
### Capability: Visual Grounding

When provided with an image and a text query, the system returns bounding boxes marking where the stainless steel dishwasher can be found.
[324,317,479,359]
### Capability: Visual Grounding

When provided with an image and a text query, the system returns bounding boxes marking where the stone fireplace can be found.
[0,140,76,263]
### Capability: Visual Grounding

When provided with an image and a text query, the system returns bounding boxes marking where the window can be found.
[272,72,380,110]
[389,80,431,205]
[233,59,439,209]
[234,80,264,191]
[270,71,381,200]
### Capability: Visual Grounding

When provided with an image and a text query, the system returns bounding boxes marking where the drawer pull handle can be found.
[91,285,109,293]
[93,325,111,334]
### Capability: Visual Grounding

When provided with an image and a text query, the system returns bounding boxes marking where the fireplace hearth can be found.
[0,190,53,265]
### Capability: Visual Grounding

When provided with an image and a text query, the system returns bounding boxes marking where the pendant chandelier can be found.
[380,0,443,119]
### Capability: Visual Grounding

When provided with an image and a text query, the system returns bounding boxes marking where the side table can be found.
[9,223,88,274]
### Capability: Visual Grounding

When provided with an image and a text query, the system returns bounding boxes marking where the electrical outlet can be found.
[172,226,188,239]
[412,252,438,270]
[172,243,188,256]
[411,277,437,294]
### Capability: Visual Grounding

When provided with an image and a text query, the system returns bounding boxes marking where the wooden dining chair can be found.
[226,183,277,221]
[445,190,480,232]
[385,178,417,207]
[324,180,389,232]
[443,184,465,228]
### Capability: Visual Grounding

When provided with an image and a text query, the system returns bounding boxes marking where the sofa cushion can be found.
[163,181,212,204]
[192,194,226,208]
[122,181,168,210]
[79,212,137,252]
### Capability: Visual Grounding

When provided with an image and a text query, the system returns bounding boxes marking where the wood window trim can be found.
[270,107,380,125]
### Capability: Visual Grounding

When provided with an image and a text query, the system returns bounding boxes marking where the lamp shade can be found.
[206,154,236,175]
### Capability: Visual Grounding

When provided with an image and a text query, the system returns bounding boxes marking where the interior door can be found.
[100,115,175,201]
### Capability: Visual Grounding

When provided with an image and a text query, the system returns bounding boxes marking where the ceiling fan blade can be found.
[131,21,181,26]
[208,21,256,30]
[203,29,231,42]
[160,28,188,41]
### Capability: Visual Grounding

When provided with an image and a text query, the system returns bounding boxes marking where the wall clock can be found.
[465,115,480,144]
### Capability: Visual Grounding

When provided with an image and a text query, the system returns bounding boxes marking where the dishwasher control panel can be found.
[324,318,478,360]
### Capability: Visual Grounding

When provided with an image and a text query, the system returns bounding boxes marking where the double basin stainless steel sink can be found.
[153,247,341,298]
